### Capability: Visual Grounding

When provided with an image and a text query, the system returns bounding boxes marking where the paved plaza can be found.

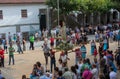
[0,35,120,79]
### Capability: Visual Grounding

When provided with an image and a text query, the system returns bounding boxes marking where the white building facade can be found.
[0,1,49,40]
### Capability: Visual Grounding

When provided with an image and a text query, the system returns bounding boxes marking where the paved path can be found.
[1,35,119,79]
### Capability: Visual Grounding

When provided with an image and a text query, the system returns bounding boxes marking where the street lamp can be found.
[57,0,59,27]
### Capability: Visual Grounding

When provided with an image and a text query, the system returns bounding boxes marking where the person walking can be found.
[0,46,4,67]
[29,34,35,50]
[8,44,15,65]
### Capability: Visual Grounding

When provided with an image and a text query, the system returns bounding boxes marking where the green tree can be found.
[47,0,79,22]
[111,0,120,11]
[78,0,112,13]
[77,0,113,25]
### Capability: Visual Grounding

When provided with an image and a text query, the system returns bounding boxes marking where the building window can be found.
[0,10,3,19]
[21,9,27,18]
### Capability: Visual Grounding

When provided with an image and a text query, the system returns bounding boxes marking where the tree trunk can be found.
[83,14,86,27]
[105,13,108,24]
[91,13,93,25]
[98,12,101,24]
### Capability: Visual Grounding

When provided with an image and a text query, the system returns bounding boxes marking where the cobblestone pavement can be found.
[1,35,120,79]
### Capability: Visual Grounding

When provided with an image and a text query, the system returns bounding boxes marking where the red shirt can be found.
[60,52,64,56]
[50,50,55,59]
[50,38,54,43]
[94,49,98,56]
[0,49,4,59]
[51,51,55,55]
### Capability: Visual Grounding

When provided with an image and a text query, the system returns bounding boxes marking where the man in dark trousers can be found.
[29,34,35,50]
[50,49,56,72]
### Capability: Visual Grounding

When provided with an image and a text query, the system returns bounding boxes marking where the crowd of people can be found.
[0,22,120,79]
[23,23,119,79]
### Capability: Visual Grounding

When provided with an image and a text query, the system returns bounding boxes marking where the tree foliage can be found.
[110,0,120,11]
[55,41,73,51]
[46,0,79,15]
[78,0,112,13]
[47,0,120,14]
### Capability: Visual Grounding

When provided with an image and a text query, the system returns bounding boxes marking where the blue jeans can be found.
[9,55,14,65]
[50,59,56,72]
[17,45,23,54]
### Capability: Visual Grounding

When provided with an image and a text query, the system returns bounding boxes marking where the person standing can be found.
[109,67,117,79]
[50,36,54,49]
[82,66,92,79]
[98,43,103,59]
[63,68,73,79]
[16,37,23,54]
[80,44,87,59]
[60,51,70,65]
[90,40,96,55]
[29,34,35,50]
[0,47,4,67]
[49,49,56,72]
[93,47,98,58]
[43,43,50,66]
[22,38,26,51]
[103,38,108,51]
[8,44,15,65]
[2,38,8,54]
[13,34,17,44]
[74,48,81,64]
[57,71,65,79]
[91,64,98,79]
[8,32,12,44]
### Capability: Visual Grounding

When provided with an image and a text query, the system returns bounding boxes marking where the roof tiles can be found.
[0,0,45,4]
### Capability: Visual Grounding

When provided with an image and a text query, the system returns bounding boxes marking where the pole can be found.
[57,0,59,26]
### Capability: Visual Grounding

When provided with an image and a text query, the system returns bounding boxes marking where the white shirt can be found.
[17,32,21,37]
[103,25,107,30]
[91,68,98,79]
[103,56,108,64]
[58,64,62,71]
[61,55,67,63]
[72,33,75,37]
[78,63,83,73]
[109,71,117,79]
